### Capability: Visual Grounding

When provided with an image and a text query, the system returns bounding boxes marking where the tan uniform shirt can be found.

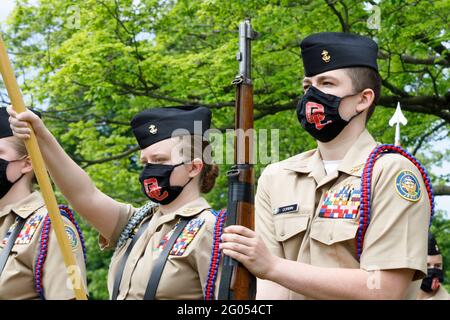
[0,191,87,300]
[256,130,430,299]
[100,197,222,300]
[427,286,450,300]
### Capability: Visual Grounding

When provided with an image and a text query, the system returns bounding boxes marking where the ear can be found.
[355,88,375,113]
[20,156,33,175]
[187,158,204,178]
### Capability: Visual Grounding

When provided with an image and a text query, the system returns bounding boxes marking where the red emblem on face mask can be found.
[432,277,441,291]
[144,178,169,201]
[305,102,333,130]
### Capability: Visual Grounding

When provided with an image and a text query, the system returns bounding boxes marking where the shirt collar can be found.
[281,129,378,183]
[281,149,316,173]
[155,197,212,225]
[0,191,45,219]
[337,129,378,178]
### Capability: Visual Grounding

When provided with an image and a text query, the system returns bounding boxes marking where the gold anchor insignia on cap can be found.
[321,50,331,63]
[149,124,158,134]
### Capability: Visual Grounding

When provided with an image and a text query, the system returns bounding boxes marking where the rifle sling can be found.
[111,218,151,300]
[229,181,254,204]
[0,217,26,277]
[218,176,242,299]
[143,217,190,300]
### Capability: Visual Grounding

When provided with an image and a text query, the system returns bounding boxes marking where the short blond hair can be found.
[4,136,36,185]
[177,135,219,194]
[5,136,28,157]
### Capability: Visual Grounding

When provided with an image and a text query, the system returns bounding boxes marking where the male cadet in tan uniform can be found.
[220,32,431,299]
[0,107,87,300]
[417,233,450,300]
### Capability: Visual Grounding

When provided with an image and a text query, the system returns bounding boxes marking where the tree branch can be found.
[325,0,348,32]
[111,80,234,108]
[44,113,130,126]
[382,79,410,97]
[412,120,447,156]
[80,145,140,168]
[378,50,449,66]
[434,185,450,196]
[378,95,450,123]
[251,95,450,124]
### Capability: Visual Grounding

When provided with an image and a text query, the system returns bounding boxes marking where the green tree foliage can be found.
[1,0,449,299]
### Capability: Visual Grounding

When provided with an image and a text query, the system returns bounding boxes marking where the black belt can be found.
[143,217,190,300]
[111,218,151,300]
[0,217,26,277]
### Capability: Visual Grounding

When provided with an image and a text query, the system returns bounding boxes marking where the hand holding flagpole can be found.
[0,34,87,300]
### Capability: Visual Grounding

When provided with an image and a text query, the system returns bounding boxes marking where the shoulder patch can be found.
[15,213,44,245]
[65,225,78,250]
[395,170,421,202]
[155,217,205,256]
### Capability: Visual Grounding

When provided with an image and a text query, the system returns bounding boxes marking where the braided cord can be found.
[204,209,227,300]
[34,206,87,300]
[357,144,435,259]
[116,201,158,250]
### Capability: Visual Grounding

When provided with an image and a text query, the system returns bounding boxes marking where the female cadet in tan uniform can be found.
[0,108,87,300]
[8,105,224,300]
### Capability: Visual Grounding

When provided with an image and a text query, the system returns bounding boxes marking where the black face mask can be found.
[420,268,444,293]
[139,162,192,205]
[0,158,25,199]
[296,86,361,142]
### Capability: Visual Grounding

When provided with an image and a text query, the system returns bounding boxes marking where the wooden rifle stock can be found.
[218,19,257,300]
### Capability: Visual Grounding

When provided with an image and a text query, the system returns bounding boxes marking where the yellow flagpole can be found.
[0,34,87,300]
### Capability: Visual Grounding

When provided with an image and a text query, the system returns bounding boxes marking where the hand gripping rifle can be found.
[218,19,257,300]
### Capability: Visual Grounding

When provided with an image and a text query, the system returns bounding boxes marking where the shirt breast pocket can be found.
[274,212,310,260]
[309,218,360,267]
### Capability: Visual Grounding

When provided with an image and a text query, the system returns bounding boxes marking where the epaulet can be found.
[116,201,158,250]
[34,205,86,300]
[356,144,435,260]
[204,209,227,300]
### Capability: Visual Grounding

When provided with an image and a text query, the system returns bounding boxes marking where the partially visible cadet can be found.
[8,105,224,300]
[417,233,449,300]
[220,32,432,299]
[0,107,87,300]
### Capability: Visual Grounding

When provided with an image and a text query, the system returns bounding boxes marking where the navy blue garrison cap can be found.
[300,32,379,77]
[428,233,441,256]
[131,106,211,149]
